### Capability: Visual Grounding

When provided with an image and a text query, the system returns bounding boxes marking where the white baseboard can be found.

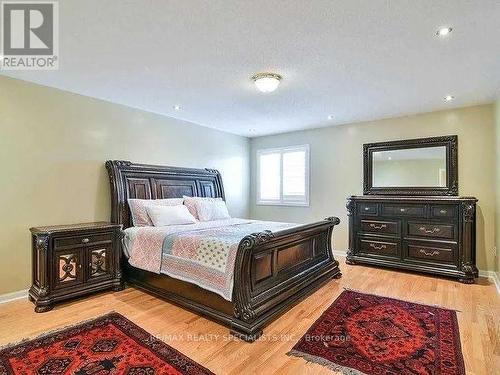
[0,289,28,304]
[479,270,500,295]
[0,263,498,305]
[333,250,347,258]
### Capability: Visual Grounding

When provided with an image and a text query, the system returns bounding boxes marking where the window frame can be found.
[256,144,310,207]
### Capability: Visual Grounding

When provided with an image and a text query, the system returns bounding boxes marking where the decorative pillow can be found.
[195,199,231,222]
[128,198,184,227]
[146,205,197,226]
[183,196,222,219]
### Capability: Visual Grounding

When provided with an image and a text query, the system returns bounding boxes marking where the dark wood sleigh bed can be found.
[106,160,342,341]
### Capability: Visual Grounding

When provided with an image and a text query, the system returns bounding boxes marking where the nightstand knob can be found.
[81,238,90,244]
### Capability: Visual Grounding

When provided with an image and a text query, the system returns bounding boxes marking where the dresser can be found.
[346,196,478,283]
[29,222,123,312]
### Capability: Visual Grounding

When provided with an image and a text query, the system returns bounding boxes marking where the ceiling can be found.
[2,0,499,137]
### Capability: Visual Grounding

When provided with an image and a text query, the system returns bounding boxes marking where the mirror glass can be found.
[372,146,447,187]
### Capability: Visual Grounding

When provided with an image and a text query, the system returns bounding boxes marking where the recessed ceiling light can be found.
[436,27,452,37]
[444,95,455,102]
[251,72,282,93]
[327,115,334,120]
[173,105,181,110]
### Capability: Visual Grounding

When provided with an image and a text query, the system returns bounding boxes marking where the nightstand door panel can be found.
[87,244,114,282]
[53,249,84,289]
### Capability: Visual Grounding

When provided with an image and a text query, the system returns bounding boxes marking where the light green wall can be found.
[250,104,497,272]
[0,76,250,294]
[495,99,500,279]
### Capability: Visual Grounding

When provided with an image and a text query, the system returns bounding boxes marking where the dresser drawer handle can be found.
[369,224,387,230]
[419,226,441,234]
[439,209,447,214]
[419,249,439,257]
[400,208,407,213]
[81,238,90,244]
[369,243,387,250]
[364,207,371,211]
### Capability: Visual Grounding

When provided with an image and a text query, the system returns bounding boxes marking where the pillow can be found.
[128,198,184,227]
[146,205,197,226]
[183,196,222,219]
[195,199,231,222]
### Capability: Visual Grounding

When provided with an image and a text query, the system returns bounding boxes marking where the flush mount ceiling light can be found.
[436,27,453,37]
[444,95,455,102]
[327,115,334,120]
[173,105,181,110]
[252,72,282,93]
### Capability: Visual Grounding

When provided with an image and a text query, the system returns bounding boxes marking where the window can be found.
[257,145,310,206]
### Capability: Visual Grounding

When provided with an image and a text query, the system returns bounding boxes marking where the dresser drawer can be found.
[358,203,378,216]
[430,205,456,219]
[406,243,455,263]
[382,204,426,217]
[407,222,455,240]
[359,238,399,257]
[54,232,113,250]
[360,219,399,235]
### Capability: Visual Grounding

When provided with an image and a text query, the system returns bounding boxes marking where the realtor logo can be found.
[1,1,58,70]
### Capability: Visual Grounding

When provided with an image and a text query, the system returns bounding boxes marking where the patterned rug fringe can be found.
[287,349,367,375]
[342,287,461,312]
[0,311,118,352]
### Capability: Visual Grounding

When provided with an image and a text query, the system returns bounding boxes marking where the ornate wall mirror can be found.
[363,135,458,195]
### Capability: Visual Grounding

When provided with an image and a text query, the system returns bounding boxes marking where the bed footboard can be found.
[231,216,341,341]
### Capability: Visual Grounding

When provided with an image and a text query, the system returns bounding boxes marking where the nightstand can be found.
[29,222,123,312]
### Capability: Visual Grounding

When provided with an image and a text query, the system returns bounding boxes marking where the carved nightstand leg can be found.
[35,304,53,313]
[332,272,342,279]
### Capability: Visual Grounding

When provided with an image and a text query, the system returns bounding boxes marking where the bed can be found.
[106,160,342,341]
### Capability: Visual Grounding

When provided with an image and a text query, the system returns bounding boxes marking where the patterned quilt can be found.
[122,219,297,301]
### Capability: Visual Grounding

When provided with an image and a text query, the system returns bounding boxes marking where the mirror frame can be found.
[363,135,458,196]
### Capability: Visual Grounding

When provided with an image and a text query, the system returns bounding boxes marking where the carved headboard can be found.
[105,160,225,229]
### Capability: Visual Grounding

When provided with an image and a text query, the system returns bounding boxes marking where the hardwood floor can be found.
[1,259,499,374]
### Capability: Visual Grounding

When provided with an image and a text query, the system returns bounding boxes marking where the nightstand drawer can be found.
[54,232,113,249]
[408,222,455,240]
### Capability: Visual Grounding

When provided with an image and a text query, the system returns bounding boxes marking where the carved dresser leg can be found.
[34,304,53,313]
[345,257,357,265]
[113,282,125,292]
[458,277,475,284]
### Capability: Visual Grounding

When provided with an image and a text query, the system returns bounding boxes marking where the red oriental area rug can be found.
[288,290,465,375]
[0,312,213,375]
